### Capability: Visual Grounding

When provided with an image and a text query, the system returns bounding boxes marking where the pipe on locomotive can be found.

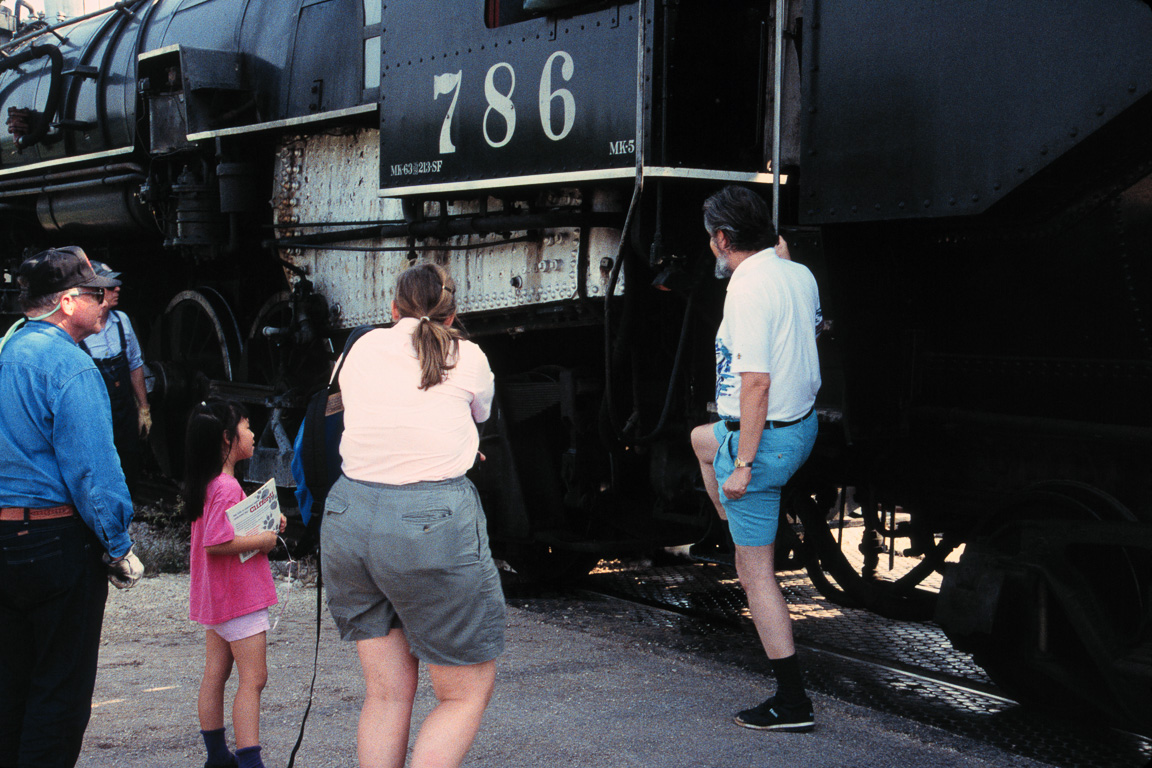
[0,44,62,149]
[0,162,145,193]
[264,210,625,249]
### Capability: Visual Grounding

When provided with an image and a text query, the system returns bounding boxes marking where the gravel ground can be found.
[78,572,1061,768]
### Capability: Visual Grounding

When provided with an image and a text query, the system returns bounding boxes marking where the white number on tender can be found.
[433,71,463,154]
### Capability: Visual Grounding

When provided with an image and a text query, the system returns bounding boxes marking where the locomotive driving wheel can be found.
[148,289,243,476]
[242,290,331,395]
[788,483,955,621]
[942,482,1150,732]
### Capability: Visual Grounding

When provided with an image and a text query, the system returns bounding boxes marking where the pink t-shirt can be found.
[189,474,278,625]
[339,318,494,485]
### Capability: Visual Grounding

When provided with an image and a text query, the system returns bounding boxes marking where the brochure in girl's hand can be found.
[224,478,280,563]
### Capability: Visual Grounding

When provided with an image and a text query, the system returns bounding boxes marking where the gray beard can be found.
[714,258,734,279]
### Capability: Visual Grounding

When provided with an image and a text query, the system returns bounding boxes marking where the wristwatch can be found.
[734,457,754,469]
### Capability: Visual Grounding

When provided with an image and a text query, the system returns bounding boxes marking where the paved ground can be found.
[78,573,1058,768]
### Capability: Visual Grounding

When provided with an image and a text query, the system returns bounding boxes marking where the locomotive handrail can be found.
[0,0,142,55]
[771,0,784,229]
[0,43,61,149]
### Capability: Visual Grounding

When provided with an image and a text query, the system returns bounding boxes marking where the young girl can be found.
[184,400,286,768]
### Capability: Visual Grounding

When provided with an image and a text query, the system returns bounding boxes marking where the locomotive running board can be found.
[379,166,786,198]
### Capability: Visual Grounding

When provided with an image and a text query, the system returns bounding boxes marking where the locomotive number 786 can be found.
[433,50,577,153]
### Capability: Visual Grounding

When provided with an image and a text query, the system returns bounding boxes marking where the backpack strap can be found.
[295,325,376,539]
[328,324,376,392]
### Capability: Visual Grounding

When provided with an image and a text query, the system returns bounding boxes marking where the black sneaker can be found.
[734,696,815,732]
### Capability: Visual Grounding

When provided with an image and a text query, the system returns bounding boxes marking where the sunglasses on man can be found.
[69,288,105,303]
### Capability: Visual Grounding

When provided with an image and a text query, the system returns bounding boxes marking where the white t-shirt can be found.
[339,318,494,484]
[714,250,822,421]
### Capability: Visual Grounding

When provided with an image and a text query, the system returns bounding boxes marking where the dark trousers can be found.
[112,413,142,493]
[0,516,108,768]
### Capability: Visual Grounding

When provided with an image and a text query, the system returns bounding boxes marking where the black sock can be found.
[201,728,233,766]
[236,745,265,768]
[769,654,808,704]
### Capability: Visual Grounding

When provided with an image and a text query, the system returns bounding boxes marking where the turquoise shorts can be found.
[712,410,818,547]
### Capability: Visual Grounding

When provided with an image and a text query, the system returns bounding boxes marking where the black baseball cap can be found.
[90,261,122,280]
[17,246,121,298]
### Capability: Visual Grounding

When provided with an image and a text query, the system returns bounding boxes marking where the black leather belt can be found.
[724,407,814,432]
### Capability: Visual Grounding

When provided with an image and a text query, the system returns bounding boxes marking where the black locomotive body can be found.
[1,0,1149,732]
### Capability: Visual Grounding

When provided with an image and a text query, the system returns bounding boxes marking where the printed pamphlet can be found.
[224,478,280,563]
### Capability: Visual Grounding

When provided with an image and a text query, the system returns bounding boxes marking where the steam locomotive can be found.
[2,0,1148,734]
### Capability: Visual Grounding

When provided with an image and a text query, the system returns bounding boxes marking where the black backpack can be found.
[292,325,374,548]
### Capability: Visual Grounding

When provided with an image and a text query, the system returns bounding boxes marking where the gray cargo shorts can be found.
[320,474,506,666]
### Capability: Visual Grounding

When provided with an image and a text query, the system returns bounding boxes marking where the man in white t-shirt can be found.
[691,185,822,732]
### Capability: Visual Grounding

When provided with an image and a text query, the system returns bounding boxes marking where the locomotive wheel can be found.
[789,485,951,621]
[956,482,1149,731]
[148,289,243,476]
[242,291,332,395]
[243,291,294,388]
[161,288,243,383]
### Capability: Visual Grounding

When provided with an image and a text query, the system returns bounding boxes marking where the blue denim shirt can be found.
[0,321,134,557]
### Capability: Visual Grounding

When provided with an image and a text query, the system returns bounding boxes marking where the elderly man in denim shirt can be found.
[0,247,144,768]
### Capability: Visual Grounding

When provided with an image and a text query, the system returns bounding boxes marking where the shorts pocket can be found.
[385,507,479,571]
[325,493,349,515]
[401,508,453,533]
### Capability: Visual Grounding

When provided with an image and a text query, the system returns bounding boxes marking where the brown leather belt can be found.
[0,504,76,521]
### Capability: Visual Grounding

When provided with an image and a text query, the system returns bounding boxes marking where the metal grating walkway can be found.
[503,556,1151,768]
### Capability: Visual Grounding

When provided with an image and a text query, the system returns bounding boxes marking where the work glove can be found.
[103,548,144,589]
[138,405,152,439]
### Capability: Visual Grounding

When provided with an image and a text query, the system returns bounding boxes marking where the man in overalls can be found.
[80,262,151,493]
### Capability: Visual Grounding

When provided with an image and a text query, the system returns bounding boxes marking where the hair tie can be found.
[420,316,430,322]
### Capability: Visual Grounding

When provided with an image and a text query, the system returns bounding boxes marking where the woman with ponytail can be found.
[321,263,502,768]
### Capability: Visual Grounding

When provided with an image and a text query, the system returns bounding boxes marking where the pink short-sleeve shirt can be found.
[189,474,278,625]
